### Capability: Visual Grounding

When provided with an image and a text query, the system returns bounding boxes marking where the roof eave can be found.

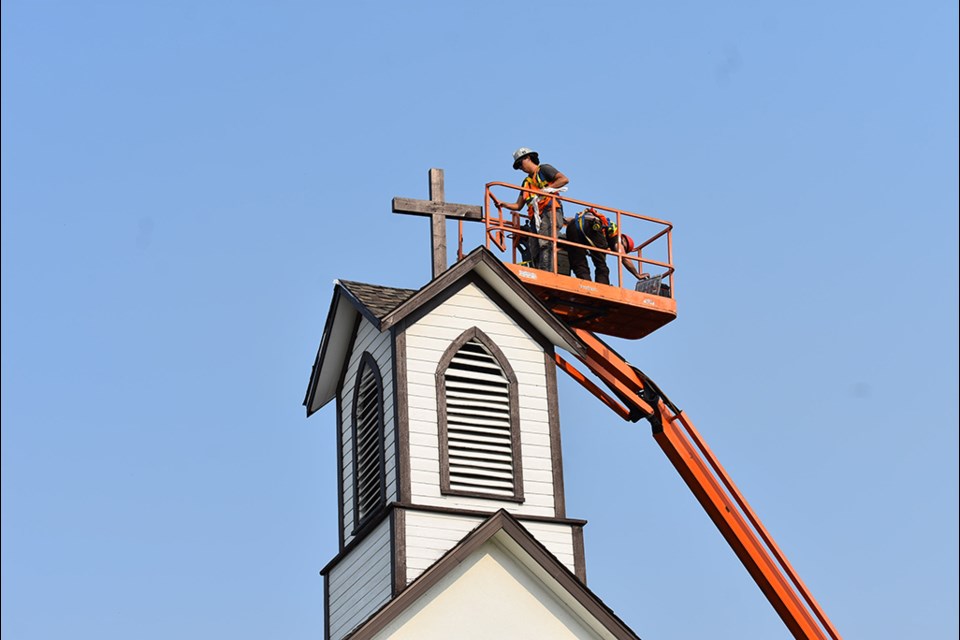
[304,283,363,416]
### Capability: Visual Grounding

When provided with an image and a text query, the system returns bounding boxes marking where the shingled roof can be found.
[337,280,416,321]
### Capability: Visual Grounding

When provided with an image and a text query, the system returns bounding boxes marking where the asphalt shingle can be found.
[338,280,417,321]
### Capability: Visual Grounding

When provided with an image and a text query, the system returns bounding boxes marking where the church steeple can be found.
[305,248,598,640]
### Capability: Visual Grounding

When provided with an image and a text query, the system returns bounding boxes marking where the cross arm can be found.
[391,197,483,221]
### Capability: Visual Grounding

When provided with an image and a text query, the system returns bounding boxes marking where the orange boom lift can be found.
[457,180,843,640]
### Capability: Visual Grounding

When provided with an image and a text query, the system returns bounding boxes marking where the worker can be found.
[500,147,569,272]
[565,209,643,285]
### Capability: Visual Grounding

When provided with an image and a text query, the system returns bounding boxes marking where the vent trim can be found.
[436,327,523,502]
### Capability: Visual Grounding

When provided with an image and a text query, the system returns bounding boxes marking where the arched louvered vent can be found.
[353,354,386,527]
[439,331,522,500]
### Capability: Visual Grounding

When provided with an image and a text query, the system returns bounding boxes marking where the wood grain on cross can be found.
[392,168,483,278]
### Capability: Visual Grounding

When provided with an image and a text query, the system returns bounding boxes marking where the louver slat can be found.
[449,455,513,469]
[448,428,511,445]
[449,427,510,440]
[447,412,512,428]
[447,390,508,402]
[449,359,505,377]
[446,380,509,396]
[449,405,509,418]
[447,395,509,408]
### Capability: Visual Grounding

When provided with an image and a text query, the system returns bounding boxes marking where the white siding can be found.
[522,521,576,572]
[340,319,397,545]
[403,510,578,585]
[403,283,557,518]
[327,517,394,640]
[404,511,484,584]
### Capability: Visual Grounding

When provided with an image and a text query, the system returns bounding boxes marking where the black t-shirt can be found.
[535,164,563,213]
[537,164,560,184]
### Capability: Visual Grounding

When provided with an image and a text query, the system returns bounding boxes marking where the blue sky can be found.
[2,1,957,638]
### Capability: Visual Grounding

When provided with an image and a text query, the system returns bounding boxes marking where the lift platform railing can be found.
[477,181,676,295]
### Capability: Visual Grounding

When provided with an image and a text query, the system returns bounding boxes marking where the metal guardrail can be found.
[477,181,675,294]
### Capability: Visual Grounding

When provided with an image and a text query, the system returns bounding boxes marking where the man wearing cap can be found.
[500,147,569,272]
[565,210,643,285]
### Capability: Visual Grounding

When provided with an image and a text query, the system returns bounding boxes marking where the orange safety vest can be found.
[521,170,559,215]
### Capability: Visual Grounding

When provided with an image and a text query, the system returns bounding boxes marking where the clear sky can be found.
[2,1,957,638]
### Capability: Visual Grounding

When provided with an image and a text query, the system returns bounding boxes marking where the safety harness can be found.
[575,208,634,252]
[522,170,560,217]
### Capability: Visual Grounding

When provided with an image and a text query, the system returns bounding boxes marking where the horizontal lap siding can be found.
[521,521,577,573]
[408,329,548,358]
[327,518,393,640]
[403,511,484,584]
[340,320,397,546]
[403,283,557,518]
[402,510,578,584]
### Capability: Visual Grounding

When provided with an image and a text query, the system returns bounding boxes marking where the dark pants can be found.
[565,217,609,284]
[534,206,564,272]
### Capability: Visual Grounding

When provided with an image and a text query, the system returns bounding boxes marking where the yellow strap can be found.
[577,214,599,248]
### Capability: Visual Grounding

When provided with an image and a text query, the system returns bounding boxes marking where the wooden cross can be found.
[392,168,483,278]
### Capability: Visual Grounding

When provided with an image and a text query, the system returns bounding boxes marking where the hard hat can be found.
[512,147,539,170]
[620,233,635,253]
